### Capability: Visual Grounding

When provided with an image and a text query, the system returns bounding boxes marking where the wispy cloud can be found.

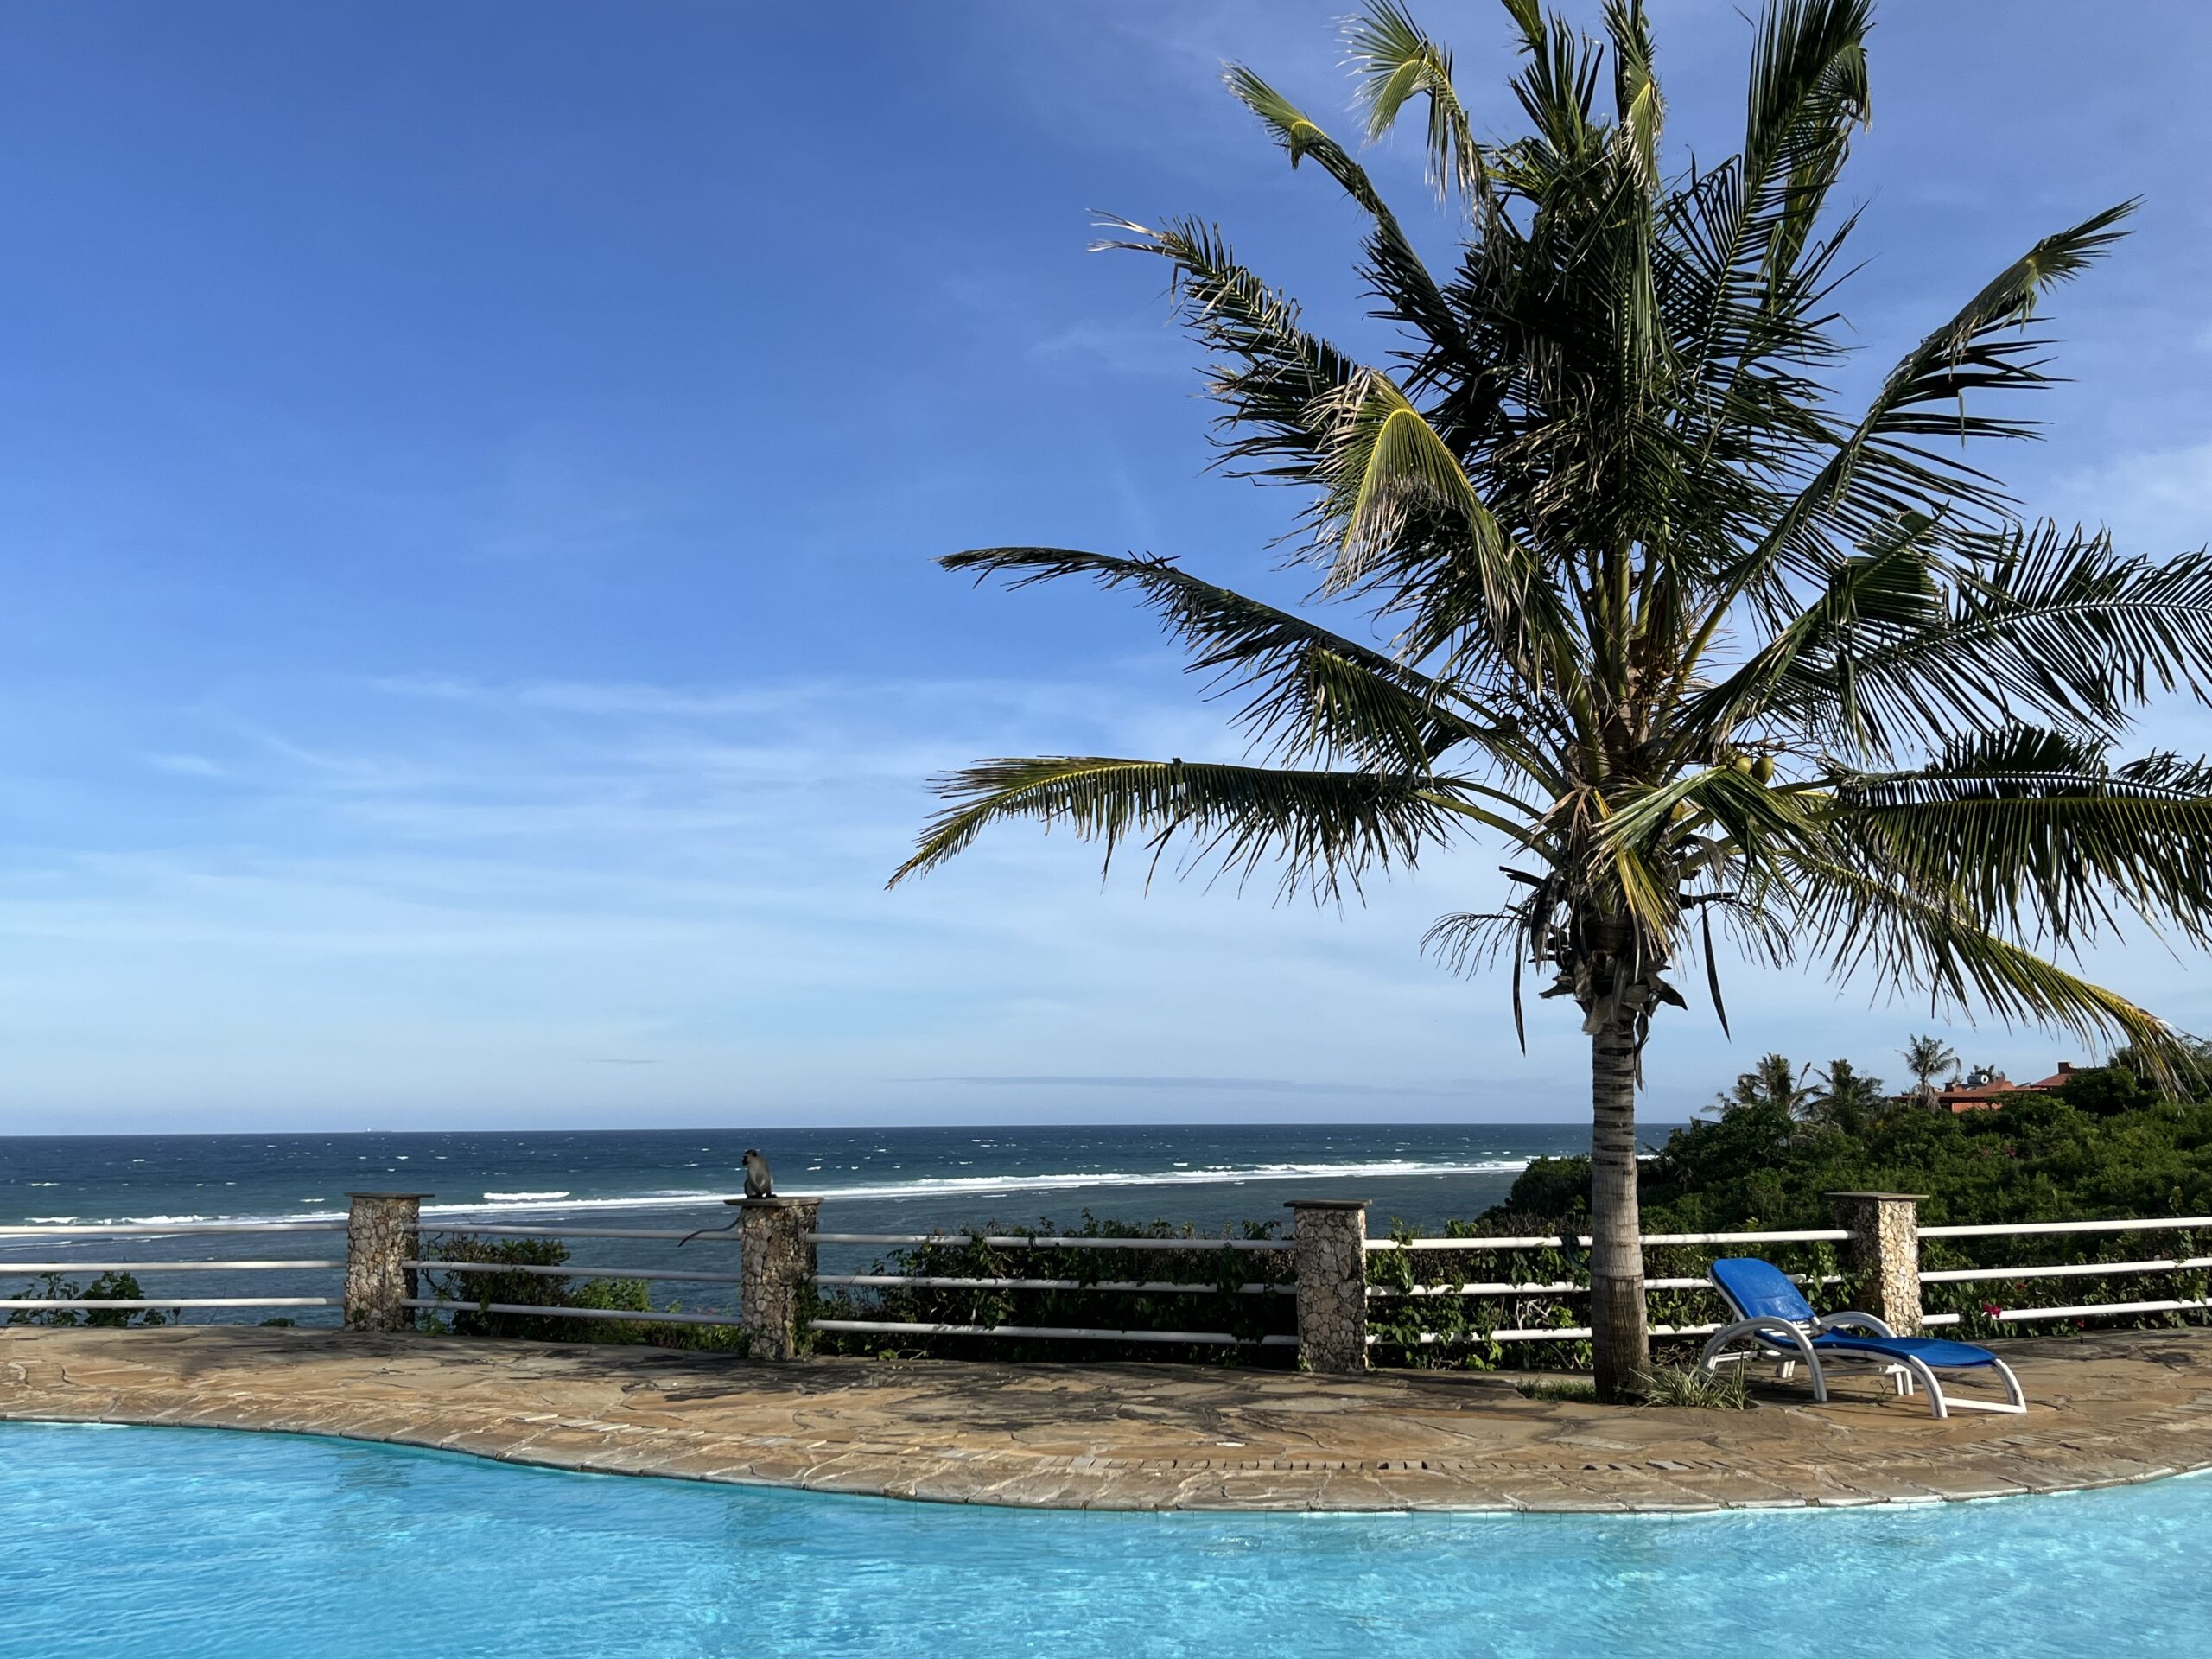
[1027,316,1193,379]
[143,753,226,779]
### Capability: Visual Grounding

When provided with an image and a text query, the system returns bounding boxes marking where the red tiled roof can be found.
[1938,1063,2078,1112]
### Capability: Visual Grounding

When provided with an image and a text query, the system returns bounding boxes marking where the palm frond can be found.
[1222,66,1467,357]
[1828,728,2212,950]
[1344,0,1484,203]
[1789,855,2190,1085]
[892,755,1510,899]
[1748,524,2212,755]
[1095,216,1357,487]
[940,545,1544,779]
[1730,202,2136,597]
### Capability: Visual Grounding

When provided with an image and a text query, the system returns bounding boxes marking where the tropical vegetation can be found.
[892,0,2212,1395]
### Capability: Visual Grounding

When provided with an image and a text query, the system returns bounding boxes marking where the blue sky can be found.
[2,1,2209,1133]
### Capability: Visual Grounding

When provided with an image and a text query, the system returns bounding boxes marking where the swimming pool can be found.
[3,1422,2202,1658]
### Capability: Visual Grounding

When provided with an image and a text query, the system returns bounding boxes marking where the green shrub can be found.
[416,1232,747,1350]
[3,1271,170,1328]
[807,1211,1296,1365]
[417,1234,576,1339]
[1637,1363,1749,1409]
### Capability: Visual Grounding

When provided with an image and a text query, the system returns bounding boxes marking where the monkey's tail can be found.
[677,1217,741,1248]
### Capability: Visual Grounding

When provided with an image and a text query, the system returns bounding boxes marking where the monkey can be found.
[678,1147,777,1246]
[741,1147,774,1199]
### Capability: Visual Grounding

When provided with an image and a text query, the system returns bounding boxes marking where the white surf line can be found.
[5,1159,1540,1230]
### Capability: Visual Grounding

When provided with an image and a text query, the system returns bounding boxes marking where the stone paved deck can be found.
[4,1325,2209,1511]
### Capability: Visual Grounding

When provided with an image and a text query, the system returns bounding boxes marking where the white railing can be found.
[0,1219,347,1313]
[1920,1215,2212,1239]
[804,1230,1295,1347]
[397,1299,750,1329]
[1363,1228,1849,1250]
[1370,1274,1845,1298]
[808,1232,1294,1252]
[1360,1213,2212,1346]
[404,1259,746,1286]
[401,1217,747,1330]
[810,1320,1300,1348]
[817,1274,1286,1294]
[1915,1214,2212,1327]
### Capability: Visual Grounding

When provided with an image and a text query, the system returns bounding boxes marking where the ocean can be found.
[0,1122,1656,1324]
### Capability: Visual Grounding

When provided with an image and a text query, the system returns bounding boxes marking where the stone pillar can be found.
[1287,1199,1369,1373]
[736,1196,823,1360]
[1827,1191,1924,1338]
[345,1192,431,1332]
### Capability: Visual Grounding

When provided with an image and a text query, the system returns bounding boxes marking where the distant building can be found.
[1939,1062,2079,1114]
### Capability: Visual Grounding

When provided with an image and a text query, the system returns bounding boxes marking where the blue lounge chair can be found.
[1698,1256,2025,1418]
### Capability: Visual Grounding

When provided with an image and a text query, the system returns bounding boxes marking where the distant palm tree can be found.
[1811,1058,1887,1130]
[894,0,2212,1396]
[1711,1053,1817,1119]
[1902,1034,1961,1111]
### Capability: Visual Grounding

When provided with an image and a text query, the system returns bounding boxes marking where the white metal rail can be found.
[1920,1215,2212,1239]
[1363,1228,1849,1250]
[817,1273,1285,1294]
[0,1222,346,1237]
[0,1298,335,1311]
[400,1298,746,1330]
[405,1259,744,1285]
[430,1224,741,1242]
[808,1232,1294,1252]
[1913,1216,2212,1325]
[0,1218,348,1316]
[1370,1273,1844,1298]
[811,1318,1299,1347]
[1372,1322,1725,1346]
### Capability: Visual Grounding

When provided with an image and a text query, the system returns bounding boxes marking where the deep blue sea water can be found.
[0,1123,1611,1232]
[3,1422,2205,1659]
[1,1124,1643,1323]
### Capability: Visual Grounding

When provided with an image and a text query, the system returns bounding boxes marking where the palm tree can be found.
[893,0,2212,1398]
[1710,1053,1816,1119]
[1901,1033,1960,1111]
[1810,1058,1886,1132]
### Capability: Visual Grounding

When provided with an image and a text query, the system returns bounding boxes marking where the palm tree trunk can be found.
[1588,1014,1650,1401]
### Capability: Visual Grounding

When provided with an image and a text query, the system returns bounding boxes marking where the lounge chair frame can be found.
[1699,1295,2026,1420]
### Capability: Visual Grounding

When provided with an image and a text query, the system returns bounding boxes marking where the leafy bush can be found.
[416,1231,746,1351]
[807,1211,1296,1364]
[417,1234,577,1339]
[3,1271,171,1328]
[1362,1216,1854,1372]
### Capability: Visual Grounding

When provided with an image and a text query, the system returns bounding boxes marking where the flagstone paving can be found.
[3,1324,2208,1511]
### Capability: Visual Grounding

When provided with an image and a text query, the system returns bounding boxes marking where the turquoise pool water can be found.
[3,1423,2203,1658]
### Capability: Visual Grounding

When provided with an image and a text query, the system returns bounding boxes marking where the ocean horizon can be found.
[0,1122,1688,1324]
[0,1122,1688,1231]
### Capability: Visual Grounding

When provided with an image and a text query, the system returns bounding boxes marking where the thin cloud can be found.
[143,753,226,779]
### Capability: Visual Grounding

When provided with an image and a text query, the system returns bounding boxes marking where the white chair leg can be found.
[1992,1357,2025,1412]
[1901,1356,1948,1419]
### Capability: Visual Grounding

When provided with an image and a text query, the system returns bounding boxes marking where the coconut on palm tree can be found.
[893,0,2212,1398]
